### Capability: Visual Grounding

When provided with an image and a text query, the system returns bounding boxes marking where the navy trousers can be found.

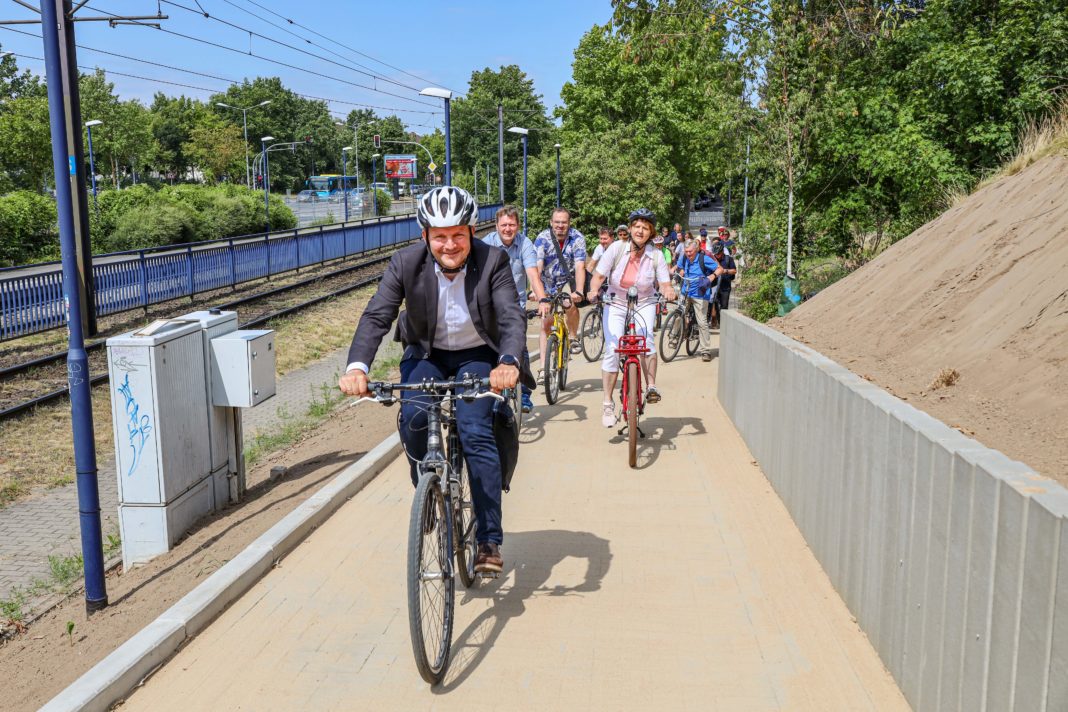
[398,345,503,545]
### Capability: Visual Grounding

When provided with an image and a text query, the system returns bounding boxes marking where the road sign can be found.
[428,162,437,172]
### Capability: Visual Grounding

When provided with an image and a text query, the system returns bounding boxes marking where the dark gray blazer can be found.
[348,240,535,388]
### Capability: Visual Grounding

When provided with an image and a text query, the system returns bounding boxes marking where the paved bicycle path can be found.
[120,336,909,711]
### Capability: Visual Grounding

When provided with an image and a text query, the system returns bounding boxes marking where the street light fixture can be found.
[508,127,529,233]
[260,136,275,232]
[217,100,271,189]
[372,153,381,217]
[554,143,562,208]
[341,146,354,222]
[419,87,453,185]
[85,120,103,212]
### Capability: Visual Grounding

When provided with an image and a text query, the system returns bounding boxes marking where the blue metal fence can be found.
[0,204,501,341]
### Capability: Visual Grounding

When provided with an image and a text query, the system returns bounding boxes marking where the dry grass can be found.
[974,99,1068,193]
[0,283,380,505]
[0,383,114,506]
[268,286,376,376]
[928,367,960,391]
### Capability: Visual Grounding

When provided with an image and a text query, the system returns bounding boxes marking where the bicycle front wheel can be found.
[685,310,701,356]
[544,334,560,404]
[407,471,454,684]
[627,361,639,468]
[454,469,478,589]
[581,308,604,362]
[559,330,570,392]
[659,311,684,362]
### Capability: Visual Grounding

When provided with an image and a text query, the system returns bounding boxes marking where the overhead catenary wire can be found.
[78,3,441,108]
[232,0,451,92]
[0,25,443,119]
[156,0,427,95]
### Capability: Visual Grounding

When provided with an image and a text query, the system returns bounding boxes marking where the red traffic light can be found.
[373,134,381,148]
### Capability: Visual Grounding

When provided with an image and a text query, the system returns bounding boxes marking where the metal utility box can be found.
[107,319,212,567]
[107,320,210,503]
[177,310,244,508]
[210,330,276,408]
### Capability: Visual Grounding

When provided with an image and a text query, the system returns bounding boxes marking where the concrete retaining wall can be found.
[717,310,1068,712]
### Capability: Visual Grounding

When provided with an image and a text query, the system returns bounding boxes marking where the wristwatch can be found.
[498,354,520,368]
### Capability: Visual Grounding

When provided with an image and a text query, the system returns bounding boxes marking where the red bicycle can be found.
[608,286,653,468]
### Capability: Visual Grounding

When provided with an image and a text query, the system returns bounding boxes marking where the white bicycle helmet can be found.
[416,186,479,230]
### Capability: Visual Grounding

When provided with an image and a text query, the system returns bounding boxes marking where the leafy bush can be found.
[0,191,57,266]
[91,183,295,252]
[373,189,392,215]
[108,202,203,251]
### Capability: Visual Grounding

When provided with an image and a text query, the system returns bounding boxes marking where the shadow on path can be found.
[435,529,612,692]
[608,415,707,470]
[110,449,357,605]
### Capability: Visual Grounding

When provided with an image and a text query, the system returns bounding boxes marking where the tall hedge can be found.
[0,191,57,266]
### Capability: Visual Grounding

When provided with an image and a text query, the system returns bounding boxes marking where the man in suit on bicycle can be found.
[339,187,533,574]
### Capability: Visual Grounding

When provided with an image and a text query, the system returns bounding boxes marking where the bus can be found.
[307,174,355,201]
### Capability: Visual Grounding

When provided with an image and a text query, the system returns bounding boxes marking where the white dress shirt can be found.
[347,263,486,374]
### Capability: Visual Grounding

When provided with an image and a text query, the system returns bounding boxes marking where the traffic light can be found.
[373,134,381,149]
[304,135,313,144]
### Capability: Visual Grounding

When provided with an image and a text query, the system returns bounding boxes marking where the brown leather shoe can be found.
[474,543,503,573]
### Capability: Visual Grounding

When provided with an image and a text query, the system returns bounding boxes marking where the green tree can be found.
[0,191,57,265]
[450,65,554,202]
[184,118,246,183]
[0,94,52,191]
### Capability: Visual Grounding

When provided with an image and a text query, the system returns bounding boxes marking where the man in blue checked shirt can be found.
[533,207,586,363]
[483,205,548,413]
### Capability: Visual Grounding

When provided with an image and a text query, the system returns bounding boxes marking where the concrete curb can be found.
[40,433,402,712]
[717,310,1068,712]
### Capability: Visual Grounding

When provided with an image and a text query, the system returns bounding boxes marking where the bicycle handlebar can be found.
[350,375,504,406]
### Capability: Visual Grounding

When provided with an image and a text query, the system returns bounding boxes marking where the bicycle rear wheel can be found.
[581,308,604,362]
[407,471,454,684]
[659,311,683,362]
[544,335,560,404]
[626,361,639,468]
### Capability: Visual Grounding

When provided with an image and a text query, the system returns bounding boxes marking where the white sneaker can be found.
[601,402,617,428]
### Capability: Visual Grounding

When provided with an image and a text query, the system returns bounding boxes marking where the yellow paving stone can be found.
[122,332,908,711]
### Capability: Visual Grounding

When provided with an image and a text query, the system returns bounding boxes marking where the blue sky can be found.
[0,0,613,131]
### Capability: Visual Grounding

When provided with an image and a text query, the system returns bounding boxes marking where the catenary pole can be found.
[57,0,96,336]
[42,0,107,614]
[497,104,504,202]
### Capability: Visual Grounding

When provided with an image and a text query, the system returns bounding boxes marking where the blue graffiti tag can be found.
[117,374,152,476]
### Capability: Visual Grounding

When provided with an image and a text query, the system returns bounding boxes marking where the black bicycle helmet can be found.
[627,207,656,228]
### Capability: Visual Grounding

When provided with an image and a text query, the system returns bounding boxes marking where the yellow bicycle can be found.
[542,291,572,404]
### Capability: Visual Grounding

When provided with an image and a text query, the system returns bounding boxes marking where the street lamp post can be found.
[508,127,529,233]
[419,87,453,185]
[261,136,274,232]
[341,146,353,222]
[85,119,102,212]
[554,143,562,208]
[372,153,380,217]
[217,100,271,189]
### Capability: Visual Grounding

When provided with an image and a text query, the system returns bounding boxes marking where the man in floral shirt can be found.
[534,207,586,362]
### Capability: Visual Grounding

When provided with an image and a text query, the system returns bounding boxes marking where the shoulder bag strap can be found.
[549,233,577,292]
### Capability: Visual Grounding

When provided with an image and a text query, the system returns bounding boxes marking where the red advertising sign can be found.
[384,154,417,180]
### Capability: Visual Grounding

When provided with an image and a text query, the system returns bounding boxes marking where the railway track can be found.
[0,249,395,421]
[0,220,498,423]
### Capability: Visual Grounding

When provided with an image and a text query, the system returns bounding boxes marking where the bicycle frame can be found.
[610,292,652,425]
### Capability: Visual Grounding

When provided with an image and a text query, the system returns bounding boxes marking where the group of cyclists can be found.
[339,186,737,575]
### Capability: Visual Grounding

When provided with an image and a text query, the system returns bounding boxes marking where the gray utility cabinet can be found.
[210,330,276,408]
[106,313,275,570]
[107,320,213,568]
